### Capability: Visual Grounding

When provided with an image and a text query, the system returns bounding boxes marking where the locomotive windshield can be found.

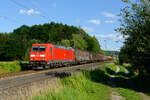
[32,46,46,52]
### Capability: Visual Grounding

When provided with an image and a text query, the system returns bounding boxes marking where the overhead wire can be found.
[0,16,23,24]
[10,0,29,10]
[27,0,51,20]
[9,0,51,21]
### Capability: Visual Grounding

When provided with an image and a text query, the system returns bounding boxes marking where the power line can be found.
[9,0,50,21]
[28,0,51,20]
[11,0,30,9]
[0,16,23,24]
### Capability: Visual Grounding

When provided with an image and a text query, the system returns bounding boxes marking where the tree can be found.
[117,0,150,75]
[0,22,104,61]
[60,40,71,47]
[85,35,104,54]
[0,33,9,60]
[71,34,87,50]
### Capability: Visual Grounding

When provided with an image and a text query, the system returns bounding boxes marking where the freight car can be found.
[29,43,109,69]
[74,49,91,64]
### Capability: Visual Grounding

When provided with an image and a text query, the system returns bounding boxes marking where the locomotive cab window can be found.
[39,46,46,51]
[32,46,39,51]
[32,46,46,52]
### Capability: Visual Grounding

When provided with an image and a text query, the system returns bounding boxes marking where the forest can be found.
[0,22,104,61]
[118,0,150,77]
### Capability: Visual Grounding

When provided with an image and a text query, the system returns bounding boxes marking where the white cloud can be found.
[105,20,115,23]
[88,19,100,25]
[81,26,94,33]
[102,12,117,18]
[19,9,40,15]
[94,33,124,41]
[20,9,25,14]
[99,34,123,41]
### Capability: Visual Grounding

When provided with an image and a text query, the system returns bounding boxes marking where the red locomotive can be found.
[29,43,109,69]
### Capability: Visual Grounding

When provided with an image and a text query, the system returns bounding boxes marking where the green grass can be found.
[33,70,111,100]
[148,93,150,96]
[118,88,141,100]
[105,63,117,75]
[0,61,21,74]
[33,62,143,100]
[107,63,117,72]
[102,63,142,100]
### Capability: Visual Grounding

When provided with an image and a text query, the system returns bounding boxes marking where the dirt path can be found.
[139,93,150,100]
[108,66,124,100]
[108,65,150,100]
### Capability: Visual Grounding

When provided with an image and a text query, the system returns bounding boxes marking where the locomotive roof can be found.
[32,43,73,50]
[53,45,72,50]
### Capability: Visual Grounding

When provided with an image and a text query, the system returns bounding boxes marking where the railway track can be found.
[0,62,106,90]
[0,70,36,79]
[0,62,111,100]
[0,62,96,79]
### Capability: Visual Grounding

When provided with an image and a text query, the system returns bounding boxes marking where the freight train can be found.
[29,43,112,69]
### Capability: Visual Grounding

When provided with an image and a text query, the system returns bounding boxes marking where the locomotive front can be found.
[29,44,48,69]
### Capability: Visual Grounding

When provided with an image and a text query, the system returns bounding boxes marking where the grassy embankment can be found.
[0,61,21,74]
[33,62,142,100]
[106,63,141,100]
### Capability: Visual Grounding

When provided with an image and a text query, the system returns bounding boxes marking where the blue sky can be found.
[0,0,127,51]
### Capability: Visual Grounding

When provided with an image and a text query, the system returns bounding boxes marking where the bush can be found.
[0,61,21,74]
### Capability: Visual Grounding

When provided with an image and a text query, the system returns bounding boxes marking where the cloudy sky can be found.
[0,0,127,51]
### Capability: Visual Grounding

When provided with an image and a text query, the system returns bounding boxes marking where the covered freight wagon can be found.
[74,49,90,64]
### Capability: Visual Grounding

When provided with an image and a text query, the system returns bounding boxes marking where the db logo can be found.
[37,53,39,57]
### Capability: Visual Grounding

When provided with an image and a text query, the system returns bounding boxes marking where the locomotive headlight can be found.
[30,54,35,57]
[40,54,45,57]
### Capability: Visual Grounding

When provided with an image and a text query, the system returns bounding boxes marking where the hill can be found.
[0,22,104,61]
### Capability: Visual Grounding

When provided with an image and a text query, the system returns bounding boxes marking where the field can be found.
[33,62,145,100]
[0,61,21,74]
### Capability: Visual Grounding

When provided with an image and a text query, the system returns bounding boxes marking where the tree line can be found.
[0,22,104,61]
[105,51,119,58]
[118,0,150,76]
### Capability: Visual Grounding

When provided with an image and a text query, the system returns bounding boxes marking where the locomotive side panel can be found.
[48,45,75,65]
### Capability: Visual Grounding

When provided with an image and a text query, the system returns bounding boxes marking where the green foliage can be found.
[117,0,150,75]
[0,61,21,74]
[0,22,104,61]
[85,35,104,54]
[33,63,142,100]
[71,34,87,50]
[119,47,129,65]
[105,63,142,100]
[0,33,9,60]
[118,88,141,100]
[60,40,71,47]
[114,60,120,65]
[33,70,110,100]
